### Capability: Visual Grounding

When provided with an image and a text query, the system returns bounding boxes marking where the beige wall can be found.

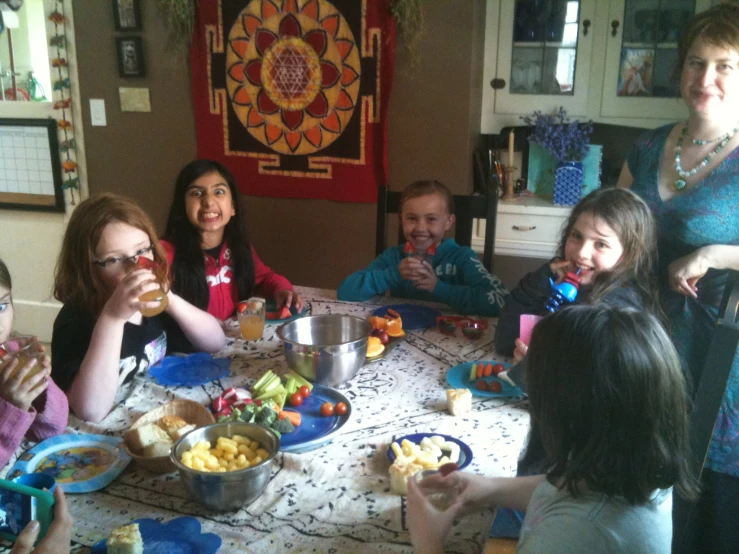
[73,0,488,290]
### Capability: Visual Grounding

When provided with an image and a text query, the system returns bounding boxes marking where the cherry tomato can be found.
[488,381,503,393]
[335,402,348,416]
[298,385,311,398]
[289,392,304,407]
[320,402,335,417]
[492,363,506,375]
[475,379,488,391]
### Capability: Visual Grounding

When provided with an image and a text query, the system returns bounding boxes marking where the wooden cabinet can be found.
[482,0,712,133]
[473,196,571,259]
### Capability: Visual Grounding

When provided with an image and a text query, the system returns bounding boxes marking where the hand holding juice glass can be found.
[238,297,266,340]
[135,257,169,317]
[0,336,44,382]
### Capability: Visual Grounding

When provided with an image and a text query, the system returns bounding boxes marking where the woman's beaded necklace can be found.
[674,122,739,191]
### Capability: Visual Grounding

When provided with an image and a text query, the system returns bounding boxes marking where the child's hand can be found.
[549,259,570,284]
[275,289,305,312]
[11,487,72,554]
[101,268,160,321]
[0,355,50,412]
[513,338,528,364]
[411,261,438,291]
[399,257,422,281]
[406,477,462,554]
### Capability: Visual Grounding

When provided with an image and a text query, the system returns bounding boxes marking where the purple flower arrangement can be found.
[521,107,594,163]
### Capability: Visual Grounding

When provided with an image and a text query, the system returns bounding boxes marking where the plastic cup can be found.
[519,314,543,347]
[12,473,56,493]
[412,469,458,511]
[0,336,44,382]
[239,297,266,341]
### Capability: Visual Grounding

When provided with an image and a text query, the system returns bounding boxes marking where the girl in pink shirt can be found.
[161,160,303,320]
[0,258,68,468]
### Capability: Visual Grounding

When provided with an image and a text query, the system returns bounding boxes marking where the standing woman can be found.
[617,4,739,551]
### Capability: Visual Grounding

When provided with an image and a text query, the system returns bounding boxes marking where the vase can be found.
[553,161,584,206]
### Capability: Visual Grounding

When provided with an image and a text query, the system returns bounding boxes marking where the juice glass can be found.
[239,297,266,341]
[135,257,169,317]
[0,336,44,382]
[412,469,459,511]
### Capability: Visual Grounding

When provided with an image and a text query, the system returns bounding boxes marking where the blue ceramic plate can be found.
[91,516,221,554]
[446,361,524,398]
[264,300,311,324]
[149,353,231,386]
[279,385,351,453]
[386,433,473,471]
[7,434,131,493]
[371,304,442,330]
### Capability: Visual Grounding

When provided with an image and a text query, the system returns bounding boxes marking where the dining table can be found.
[0,287,530,554]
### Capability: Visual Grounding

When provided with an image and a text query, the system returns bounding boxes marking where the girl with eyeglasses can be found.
[51,193,226,422]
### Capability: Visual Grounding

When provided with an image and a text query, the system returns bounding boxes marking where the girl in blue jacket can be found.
[337,180,507,316]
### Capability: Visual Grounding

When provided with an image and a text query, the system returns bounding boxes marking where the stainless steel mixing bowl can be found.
[276,314,372,387]
[171,422,279,512]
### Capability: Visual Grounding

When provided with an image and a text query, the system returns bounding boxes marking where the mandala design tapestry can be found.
[191,0,395,202]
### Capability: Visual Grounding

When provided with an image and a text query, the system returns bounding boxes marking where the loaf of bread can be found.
[125,423,172,452]
[107,523,143,554]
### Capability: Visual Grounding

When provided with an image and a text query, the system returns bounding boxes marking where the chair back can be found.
[375,185,497,272]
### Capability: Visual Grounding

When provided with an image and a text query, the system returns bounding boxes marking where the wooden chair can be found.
[375,185,498,272]
[673,270,739,551]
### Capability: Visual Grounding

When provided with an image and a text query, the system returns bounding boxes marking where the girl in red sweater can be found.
[162,160,303,320]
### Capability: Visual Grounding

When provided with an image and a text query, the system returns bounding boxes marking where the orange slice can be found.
[366,336,385,358]
[369,316,387,330]
[386,317,405,338]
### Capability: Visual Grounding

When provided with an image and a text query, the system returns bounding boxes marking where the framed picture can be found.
[116,36,146,78]
[113,0,141,31]
[0,118,65,213]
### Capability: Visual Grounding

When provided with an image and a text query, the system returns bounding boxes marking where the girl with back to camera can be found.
[408,305,698,554]
[52,193,226,423]
[161,159,303,321]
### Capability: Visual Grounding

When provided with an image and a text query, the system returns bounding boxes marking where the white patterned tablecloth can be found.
[2,288,530,554]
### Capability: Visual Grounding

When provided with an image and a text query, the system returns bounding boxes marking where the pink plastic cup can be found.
[519,314,543,347]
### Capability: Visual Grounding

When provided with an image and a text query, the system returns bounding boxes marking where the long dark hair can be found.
[164,159,255,310]
[557,188,661,316]
[526,305,698,504]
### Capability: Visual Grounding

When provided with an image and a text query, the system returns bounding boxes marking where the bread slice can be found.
[159,415,188,437]
[125,423,171,452]
[142,441,172,458]
[446,389,472,416]
[107,523,143,554]
[170,423,196,441]
[389,462,423,495]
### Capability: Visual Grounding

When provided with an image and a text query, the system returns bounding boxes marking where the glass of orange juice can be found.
[135,256,169,317]
[0,336,44,382]
[238,297,266,341]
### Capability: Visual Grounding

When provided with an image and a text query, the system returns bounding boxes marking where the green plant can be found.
[390,0,425,71]
[156,0,196,48]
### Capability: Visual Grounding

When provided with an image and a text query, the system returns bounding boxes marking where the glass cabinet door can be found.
[600,0,712,120]
[493,0,595,117]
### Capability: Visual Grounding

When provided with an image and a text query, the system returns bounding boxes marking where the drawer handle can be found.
[512,225,536,231]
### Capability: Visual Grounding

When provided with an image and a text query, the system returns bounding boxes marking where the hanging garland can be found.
[48,1,78,206]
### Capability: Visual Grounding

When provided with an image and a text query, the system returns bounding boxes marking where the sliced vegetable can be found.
[476,364,483,379]
[483,364,493,377]
[468,363,477,382]
[281,410,302,427]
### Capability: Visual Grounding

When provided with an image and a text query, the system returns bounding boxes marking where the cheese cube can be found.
[446,389,472,416]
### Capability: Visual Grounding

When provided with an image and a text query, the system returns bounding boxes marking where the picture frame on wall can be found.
[113,0,142,31]
[116,36,146,78]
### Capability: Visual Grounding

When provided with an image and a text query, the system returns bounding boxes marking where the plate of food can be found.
[366,312,407,362]
[149,353,231,387]
[91,517,221,553]
[371,304,441,330]
[387,433,473,470]
[277,385,351,453]
[264,300,311,324]
[7,434,131,493]
[446,361,524,398]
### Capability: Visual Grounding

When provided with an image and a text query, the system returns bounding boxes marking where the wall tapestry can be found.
[191,0,395,203]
